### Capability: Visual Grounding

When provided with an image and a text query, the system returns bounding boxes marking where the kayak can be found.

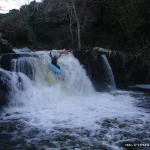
[47,58,64,77]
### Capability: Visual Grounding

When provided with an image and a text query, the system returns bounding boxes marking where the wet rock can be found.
[129,84,150,93]
[0,69,25,108]
[0,53,34,71]
[0,69,12,107]
[74,47,150,90]
[74,48,116,91]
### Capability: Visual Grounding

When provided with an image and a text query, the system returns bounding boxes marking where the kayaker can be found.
[49,49,68,69]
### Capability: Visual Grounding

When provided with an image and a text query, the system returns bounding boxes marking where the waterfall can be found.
[8,51,95,96]
[0,49,148,150]
[11,57,38,80]
[100,54,116,90]
[1,50,140,128]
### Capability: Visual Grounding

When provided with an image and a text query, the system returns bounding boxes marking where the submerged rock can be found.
[129,84,150,92]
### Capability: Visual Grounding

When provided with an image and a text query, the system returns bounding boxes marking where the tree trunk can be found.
[69,10,74,47]
[72,0,81,51]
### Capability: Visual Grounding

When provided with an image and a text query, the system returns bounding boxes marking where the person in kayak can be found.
[49,49,68,69]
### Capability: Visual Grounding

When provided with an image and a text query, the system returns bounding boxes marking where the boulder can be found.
[0,53,38,80]
[74,49,114,91]
[0,53,37,71]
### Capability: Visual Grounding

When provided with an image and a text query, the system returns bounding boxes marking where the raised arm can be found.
[49,51,53,59]
[60,49,69,54]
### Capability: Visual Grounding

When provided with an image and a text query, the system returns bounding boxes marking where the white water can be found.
[100,54,116,90]
[2,51,146,131]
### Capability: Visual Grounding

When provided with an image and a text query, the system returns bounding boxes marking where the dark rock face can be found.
[126,57,150,84]
[74,48,150,90]
[109,51,150,86]
[0,69,25,108]
[0,34,13,54]
[0,69,12,107]
[74,49,114,91]
[0,53,38,80]
[0,53,31,71]
[108,51,129,88]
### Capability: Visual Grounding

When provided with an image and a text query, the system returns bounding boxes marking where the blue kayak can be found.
[47,58,64,77]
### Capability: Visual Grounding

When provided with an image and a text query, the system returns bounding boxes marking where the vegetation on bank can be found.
[0,0,150,54]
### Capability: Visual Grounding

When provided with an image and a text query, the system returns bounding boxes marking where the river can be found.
[0,51,149,150]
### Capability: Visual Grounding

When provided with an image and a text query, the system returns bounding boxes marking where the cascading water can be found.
[100,54,116,90]
[11,57,38,80]
[0,50,149,150]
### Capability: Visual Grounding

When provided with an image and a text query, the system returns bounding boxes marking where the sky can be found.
[0,0,42,13]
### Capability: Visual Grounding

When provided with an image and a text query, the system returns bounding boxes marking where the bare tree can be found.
[70,0,81,51]
[63,0,81,50]
[66,4,74,47]
[43,0,81,50]
[42,0,100,50]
